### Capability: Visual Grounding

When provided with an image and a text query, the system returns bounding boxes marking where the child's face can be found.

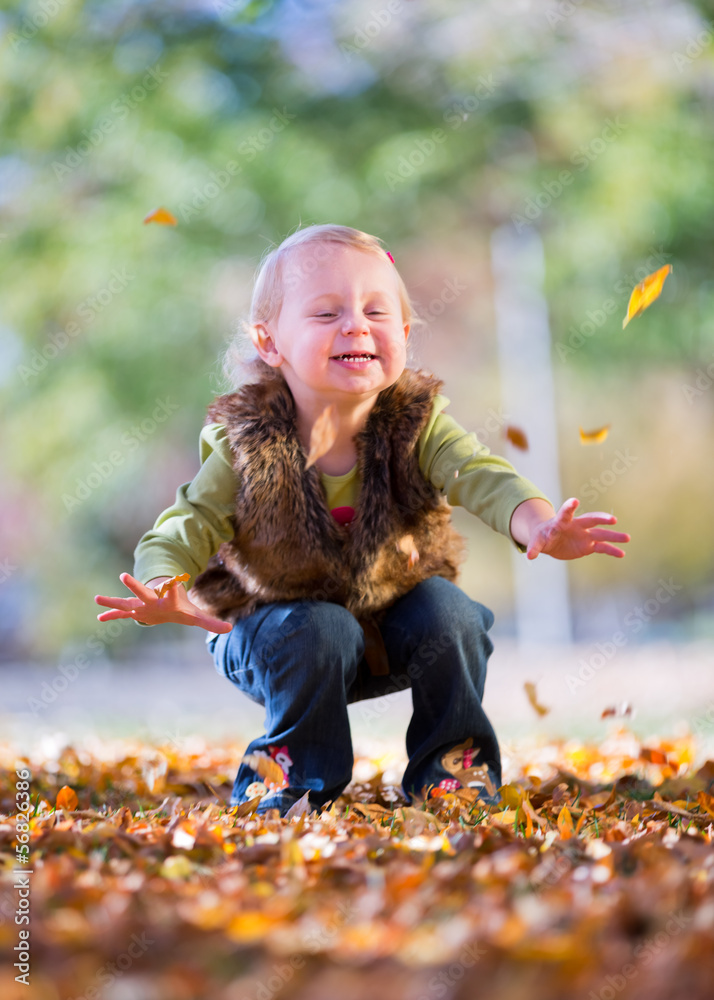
[253,244,410,407]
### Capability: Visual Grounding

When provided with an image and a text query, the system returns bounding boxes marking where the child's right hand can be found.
[94,572,233,633]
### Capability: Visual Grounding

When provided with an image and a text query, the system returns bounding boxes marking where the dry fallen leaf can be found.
[506,425,529,451]
[557,803,574,839]
[601,703,633,719]
[397,534,420,568]
[304,404,339,470]
[579,424,610,445]
[56,785,78,811]
[241,753,286,790]
[524,681,549,717]
[622,264,672,328]
[154,573,190,598]
[143,206,178,226]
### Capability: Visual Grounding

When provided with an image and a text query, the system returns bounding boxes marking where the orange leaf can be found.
[640,747,669,765]
[143,206,178,226]
[304,404,338,470]
[154,573,190,598]
[241,753,286,790]
[397,534,420,568]
[506,425,529,451]
[524,681,549,717]
[696,791,714,819]
[622,264,672,328]
[579,424,610,445]
[56,786,78,811]
[557,804,574,839]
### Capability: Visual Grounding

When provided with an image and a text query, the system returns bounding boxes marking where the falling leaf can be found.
[579,424,610,445]
[640,747,669,765]
[143,206,178,226]
[557,804,574,839]
[56,786,78,811]
[622,264,672,328]
[304,404,338,470]
[506,425,529,451]
[397,534,420,568]
[601,703,633,719]
[524,681,549,717]
[153,573,190,598]
[242,753,286,789]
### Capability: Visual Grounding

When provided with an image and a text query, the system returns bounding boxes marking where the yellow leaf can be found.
[524,681,549,717]
[622,264,672,328]
[304,404,338,470]
[557,804,574,840]
[56,785,78,811]
[506,425,529,451]
[154,573,190,598]
[579,424,610,445]
[143,206,178,226]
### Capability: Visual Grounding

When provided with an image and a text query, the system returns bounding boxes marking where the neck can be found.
[295,392,379,453]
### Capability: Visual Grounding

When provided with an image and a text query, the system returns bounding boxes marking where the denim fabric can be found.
[207,576,501,808]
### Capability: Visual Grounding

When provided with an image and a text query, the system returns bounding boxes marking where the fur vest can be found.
[189,366,467,672]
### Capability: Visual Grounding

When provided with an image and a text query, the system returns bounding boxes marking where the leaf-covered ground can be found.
[2,729,714,1000]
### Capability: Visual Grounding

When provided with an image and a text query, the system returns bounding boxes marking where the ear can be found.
[250,323,283,368]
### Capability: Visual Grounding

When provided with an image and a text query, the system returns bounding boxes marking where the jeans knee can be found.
[256,600,363,669]
[404,576,494,644]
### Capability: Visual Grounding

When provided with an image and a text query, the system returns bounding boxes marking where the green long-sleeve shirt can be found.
[133,393,551,603]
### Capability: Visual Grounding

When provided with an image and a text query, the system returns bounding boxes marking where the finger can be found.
[592,542,627,557]
[94,595,142,611]
[557,497,580,522]
[587,529,631,543]
[191,613,233,633]
[526,538,542,561]
[119,572,157,599]
[572,513,619,528]
[97,609,137,622]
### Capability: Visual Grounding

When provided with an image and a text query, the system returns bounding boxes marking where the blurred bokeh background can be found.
[1,0,713,749]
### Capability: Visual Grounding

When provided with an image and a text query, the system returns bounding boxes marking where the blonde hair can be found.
[219,224,420,389]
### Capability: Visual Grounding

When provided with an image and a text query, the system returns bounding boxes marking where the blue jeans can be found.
[207,576,501,807]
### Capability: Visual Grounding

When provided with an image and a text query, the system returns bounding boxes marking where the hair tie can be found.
[386,251,395,263]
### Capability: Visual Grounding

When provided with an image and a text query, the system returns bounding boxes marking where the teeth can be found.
[336,354,373,360]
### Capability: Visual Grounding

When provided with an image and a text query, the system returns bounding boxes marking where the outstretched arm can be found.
[510,497,631,561]
[95,573,233,632]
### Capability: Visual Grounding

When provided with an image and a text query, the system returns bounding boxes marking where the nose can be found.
[340,310,370,336]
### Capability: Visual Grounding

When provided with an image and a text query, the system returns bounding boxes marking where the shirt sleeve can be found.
[131,423,238,623]
[417,395,553,553]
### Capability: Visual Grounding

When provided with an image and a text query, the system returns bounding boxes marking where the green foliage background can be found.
[1,0,713,659]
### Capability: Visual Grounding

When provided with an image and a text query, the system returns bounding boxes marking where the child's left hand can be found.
[526,497,630,561]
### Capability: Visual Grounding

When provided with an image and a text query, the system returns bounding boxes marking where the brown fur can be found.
[189,366,467,627]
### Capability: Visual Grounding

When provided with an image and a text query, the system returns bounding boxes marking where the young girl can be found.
[95,224,630,817]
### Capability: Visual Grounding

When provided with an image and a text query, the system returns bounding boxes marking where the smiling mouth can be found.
[330,353,377,360]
